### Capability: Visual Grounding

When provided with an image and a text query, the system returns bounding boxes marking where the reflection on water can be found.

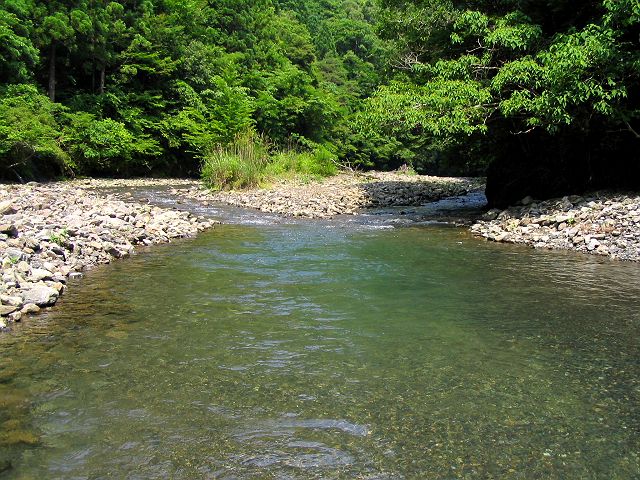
[1,222,639,479]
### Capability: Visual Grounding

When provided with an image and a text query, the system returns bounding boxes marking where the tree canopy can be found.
[365,0,640,204]
[0,0,638,205]
[0,0,387,179]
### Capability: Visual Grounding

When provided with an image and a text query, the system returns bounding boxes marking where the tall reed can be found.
[201,131,269,190]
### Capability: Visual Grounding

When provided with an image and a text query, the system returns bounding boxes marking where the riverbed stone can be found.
[0,200,16,215]
[21,303,40,314]
[471,190,640,261]
[48,281,65,294]
[0,179,216,327]
[21,285,59,307]
[0,305,17,316]
[1,295,23,308]
[28,268,53,282]
[15,261,30,273]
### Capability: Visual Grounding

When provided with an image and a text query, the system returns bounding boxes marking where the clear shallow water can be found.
[1,218,639,479]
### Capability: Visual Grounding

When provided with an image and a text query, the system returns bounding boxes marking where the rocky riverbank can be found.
[0,173,484,329]
[0,182,216,329]
[10,174,638,330]
[67,174,484,219]
[471,192,640,261]
[202,172,484,218]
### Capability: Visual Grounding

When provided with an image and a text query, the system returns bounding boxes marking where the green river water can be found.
[0,202,639,479]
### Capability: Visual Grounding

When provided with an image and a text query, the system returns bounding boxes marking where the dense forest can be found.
[1,0,638,205]
[369,0,640,205]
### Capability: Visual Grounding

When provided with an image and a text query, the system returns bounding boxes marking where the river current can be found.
[0,191,638,479]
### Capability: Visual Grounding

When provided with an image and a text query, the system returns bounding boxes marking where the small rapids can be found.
[98,183,488,229]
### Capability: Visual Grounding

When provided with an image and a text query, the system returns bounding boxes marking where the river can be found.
[1,191,639,479]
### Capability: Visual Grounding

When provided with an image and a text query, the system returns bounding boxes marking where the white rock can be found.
[22,285,59,307]
[0,295,23,308]
[29,268,53,282]
[0,200,17,215]
[16,261,31,273]
[0,305,17,316]
[21,303,41,314]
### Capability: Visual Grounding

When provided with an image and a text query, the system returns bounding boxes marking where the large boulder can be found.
[28,268,54,282]
[22,285,59,307]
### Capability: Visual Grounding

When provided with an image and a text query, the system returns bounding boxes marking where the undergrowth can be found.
[201,131,339,190]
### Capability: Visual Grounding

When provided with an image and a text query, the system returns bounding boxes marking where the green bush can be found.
[201,131,270,190]
[63,112,160,175]
[0,84,70,180]
[202,132,340,189]
[265,145,338,179]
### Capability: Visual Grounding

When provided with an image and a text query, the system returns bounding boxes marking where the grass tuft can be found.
[202,132,338,189]
[201,131,269,190]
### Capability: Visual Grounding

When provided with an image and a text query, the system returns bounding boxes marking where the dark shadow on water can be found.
[360,188,488,227]
[357,178,483,208]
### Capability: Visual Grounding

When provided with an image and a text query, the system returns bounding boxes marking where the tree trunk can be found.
[99,66,105,94]
[91,38,96,92]
[91,60,96,92]
[48,41,56,102]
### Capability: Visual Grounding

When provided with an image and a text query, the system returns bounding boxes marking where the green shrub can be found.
[63,112,161,175]
[201,131,269,190]
[202,132,339,189]
[264,145,338,180]
[0,84,70,180]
